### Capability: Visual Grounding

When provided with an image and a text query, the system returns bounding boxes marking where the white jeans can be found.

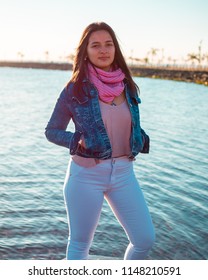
[63,157,155,260]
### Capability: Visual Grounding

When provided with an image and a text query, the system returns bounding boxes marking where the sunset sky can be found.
[0,0,208,63]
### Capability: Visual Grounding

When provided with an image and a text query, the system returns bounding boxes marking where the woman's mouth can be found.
[98,57,109,60]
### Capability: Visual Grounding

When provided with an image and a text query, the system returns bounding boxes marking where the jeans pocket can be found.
[69,160,85,177]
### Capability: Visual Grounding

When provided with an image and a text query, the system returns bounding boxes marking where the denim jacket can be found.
[45,79,149,159]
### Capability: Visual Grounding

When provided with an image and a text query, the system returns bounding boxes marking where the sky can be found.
[0,0,208,63]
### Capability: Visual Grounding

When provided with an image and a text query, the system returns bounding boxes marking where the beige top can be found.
[72,99,132,167]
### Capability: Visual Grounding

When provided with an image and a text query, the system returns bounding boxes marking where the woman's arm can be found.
[45,88,74,149]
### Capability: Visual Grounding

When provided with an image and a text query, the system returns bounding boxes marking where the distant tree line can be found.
[15,40,207,67]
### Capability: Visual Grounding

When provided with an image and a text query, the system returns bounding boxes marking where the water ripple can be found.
[0,68,208,260]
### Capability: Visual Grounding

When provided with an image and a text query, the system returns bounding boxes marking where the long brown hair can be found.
[69,22,138,94]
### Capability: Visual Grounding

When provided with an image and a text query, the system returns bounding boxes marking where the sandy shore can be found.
[0,61,207,86]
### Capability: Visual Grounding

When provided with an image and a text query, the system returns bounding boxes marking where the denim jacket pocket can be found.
[132,95,141,104]
[70,130,83,155]
[140,129,150,153]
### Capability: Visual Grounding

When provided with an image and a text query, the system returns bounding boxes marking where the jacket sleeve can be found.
[140,128,150,153]
[45,87,77,149]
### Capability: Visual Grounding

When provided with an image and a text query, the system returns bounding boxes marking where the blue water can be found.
[0,67,207,260]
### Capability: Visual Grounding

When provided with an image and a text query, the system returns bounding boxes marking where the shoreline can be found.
[0,61,208,86]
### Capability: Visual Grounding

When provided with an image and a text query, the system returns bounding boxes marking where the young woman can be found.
[45,22,155,260]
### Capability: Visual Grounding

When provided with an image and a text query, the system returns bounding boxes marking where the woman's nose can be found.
[99,47,108,54]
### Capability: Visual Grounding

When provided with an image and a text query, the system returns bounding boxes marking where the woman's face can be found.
[87,30,115,71]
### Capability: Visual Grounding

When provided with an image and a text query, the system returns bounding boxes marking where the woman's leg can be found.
[63,160,104,260]
[105,161,155,260]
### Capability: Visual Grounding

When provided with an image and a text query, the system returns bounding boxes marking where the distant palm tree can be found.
[44,51,49,62]
[66,53,75,64]
[149,48,159,64]
[128,56,134,66]
[134,57,143,66]
[128,49,135,66]
[202,53,208,65]
[158,48,165,64]
[172,58,177,65]
[198,40,203,64]
[17,51,24,61]
[187,53,200,65]
[167,56,178,66]
[143,57,149,64]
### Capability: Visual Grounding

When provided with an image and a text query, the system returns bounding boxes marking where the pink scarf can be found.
[88,63,125,103]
